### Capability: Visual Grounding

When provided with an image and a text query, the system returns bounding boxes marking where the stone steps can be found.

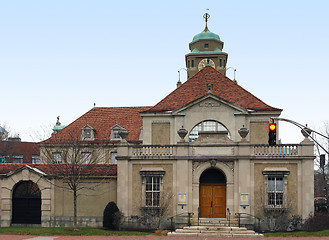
[191,218,239,227]
[168,222,263,237]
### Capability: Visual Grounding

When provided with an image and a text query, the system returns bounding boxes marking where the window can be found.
[204,43,209,48]
[32,155,40,164]
[80,152,92,164]
[110,152,117,164]
[113,131,120,139]
[191,60,194,68]
[145,176,160,207]
[84,129,91,139]
[140,168,165,208]
[110,124,123,140]
[219,59,222,67]
[81,124,95,141]
[0,155,9,163]
[267,177,283,207]
[187,60,190,68]
[263,167,289,209]
[12,155,23,163]
[52,152,62,163]
[189,120,230,142]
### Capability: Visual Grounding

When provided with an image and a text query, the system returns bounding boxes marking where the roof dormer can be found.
[81,123,95,141]
[110,124,123,141]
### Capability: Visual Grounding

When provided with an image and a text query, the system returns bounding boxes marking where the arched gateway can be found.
[12,181,41,224]
[199,168,226,218]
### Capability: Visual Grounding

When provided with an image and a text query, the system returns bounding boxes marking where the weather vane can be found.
[203,10,210,28]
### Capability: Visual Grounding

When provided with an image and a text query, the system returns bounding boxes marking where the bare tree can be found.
[0,124,9,141]
[314,121,329,212]
[139,191,173,229]
[39,134,110,229]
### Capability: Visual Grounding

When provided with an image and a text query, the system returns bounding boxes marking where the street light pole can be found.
[271,117,329,155]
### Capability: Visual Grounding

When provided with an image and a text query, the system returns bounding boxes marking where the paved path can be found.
[3,236,329,240]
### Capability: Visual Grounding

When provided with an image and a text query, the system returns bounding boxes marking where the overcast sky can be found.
[1,0,328,143]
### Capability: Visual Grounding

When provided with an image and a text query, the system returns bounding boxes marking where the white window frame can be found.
[267,176,284,208]
[145,176,161,207]
[189,120,230,142]
[140,168,165,208]
[32,155,40,164]
[263,168,290,209]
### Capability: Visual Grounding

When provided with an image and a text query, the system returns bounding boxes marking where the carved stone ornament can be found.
[119,128,129,139]
[177,126,188,142]
[199,102,221,108]
[301,126,312,138]
[238,125,249,140]
[210,159,216,167]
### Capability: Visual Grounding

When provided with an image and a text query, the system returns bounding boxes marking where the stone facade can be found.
[0,17,315,229]
[0,165,116,227]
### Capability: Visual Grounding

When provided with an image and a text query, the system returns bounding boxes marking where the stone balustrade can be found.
[253,144,298,156]
[128,143,305,159]
[132,145,174,157]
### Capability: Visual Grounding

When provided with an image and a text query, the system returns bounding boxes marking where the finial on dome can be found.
[203,11,210,31]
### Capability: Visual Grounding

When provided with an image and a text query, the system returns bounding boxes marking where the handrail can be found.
[235,212,261,231]
[226,208,231,227]
[168,211,194,232]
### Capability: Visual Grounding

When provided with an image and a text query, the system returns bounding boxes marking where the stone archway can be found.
[192,161,234,220]
[12,180,41,224]
[199,168,226,218]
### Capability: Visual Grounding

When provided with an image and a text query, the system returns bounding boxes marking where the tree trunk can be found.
[74,190,78,229]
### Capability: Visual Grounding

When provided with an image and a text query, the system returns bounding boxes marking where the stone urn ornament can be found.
[119,128,129,140]
[301,125,312,138]
[177,126,188,142]
[238,125,249,141]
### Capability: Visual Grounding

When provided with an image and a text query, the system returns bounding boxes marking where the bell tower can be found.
[185,13,228,78]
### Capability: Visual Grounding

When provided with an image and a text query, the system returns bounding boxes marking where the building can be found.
[0,138,40,164]
[0,15,314,229]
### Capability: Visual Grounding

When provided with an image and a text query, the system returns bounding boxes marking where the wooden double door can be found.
[200,184,226,218]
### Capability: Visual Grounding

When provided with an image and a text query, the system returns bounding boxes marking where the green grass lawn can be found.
[0,227,166,236]
[264,229,329,237]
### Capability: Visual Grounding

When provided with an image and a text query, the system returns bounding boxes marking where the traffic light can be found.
[268,123,276,146]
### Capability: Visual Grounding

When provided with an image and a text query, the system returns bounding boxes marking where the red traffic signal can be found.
[269,123,276,131]
[268,123,276,146]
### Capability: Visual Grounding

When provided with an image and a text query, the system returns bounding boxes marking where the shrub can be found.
[103,201,122,230]
[303,212,329,231]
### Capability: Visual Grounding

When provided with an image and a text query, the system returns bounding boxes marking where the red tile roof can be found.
[0,163,117,176]
[43,107,150,143]
[144,66,281,113]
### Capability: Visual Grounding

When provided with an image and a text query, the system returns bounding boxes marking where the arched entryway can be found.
[199,168,226,218]
[12,180,41,224]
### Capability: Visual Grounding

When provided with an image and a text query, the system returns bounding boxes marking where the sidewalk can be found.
[3,236,329,240]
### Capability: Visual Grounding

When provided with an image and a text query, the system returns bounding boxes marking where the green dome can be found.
[192,27,221,42]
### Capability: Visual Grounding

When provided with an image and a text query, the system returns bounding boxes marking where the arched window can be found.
[189,120,230,142]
